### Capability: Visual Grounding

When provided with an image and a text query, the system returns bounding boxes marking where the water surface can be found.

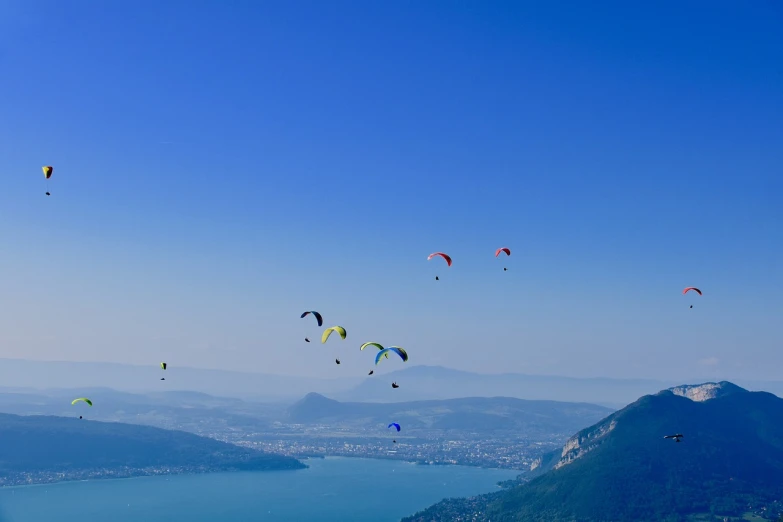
[0,457,519,521]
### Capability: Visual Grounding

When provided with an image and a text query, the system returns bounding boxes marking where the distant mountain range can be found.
[0,386,280,434]
[0,412,305,486]
[2,358,783,407]
[403,381,783,522]
[0,358,360,400]
[287,393,612,438]
[0,387,611,441]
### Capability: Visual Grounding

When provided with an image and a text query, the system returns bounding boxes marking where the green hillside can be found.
[0,412,305,485]
[403,383,783,522]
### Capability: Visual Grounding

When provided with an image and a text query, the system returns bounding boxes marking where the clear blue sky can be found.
[1,1,781,381]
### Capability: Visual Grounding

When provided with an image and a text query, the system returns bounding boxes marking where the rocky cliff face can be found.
[541,382,749,473]
[668,381,746,402]
[554,419,617,469]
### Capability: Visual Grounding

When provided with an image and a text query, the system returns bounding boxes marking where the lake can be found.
[0,458,519,522]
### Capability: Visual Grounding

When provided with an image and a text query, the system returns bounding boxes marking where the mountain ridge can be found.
[403,381,783,522]
[3,358,783,406]
[0,411,305,487]
[287,392,612,438]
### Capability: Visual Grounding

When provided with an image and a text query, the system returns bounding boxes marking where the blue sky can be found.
[0,1,781,381]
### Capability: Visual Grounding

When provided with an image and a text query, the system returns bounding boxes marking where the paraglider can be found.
[368,370,374,375]
[322,326,347,343]
[72,397,92,417]
[301,311,323,342]
[375,347,408,365]
[160,362,167,370]
[335,358,341,365]
[664,434,684,443]
[683,287,702,308]
[428,252,452,280]
[42,166,53,196]
[360,342,389,359]
[300,311,323,327]
[388,423,401,442]
[391,382,399,389]
[495,247,510,271]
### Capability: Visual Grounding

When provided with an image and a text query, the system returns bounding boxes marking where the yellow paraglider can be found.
[322,326,347,343]
[42,166,53,196]
[360,342,390,359]
[71,398,93,407]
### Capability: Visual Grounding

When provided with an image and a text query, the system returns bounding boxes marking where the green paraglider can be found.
[322,326,347,343]
[360,342,389,359]
[71,398,93,407]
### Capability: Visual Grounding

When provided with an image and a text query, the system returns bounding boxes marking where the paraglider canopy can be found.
[72,398,93,407]
[495,247,511,257]
[375,347,408,365]
[682,287,702,296]
[322,326,347,343]
[160,362,167,370]
[388,422,401,432]
[41,166,53,195]
[300,311,323,327]
[427,252,452,266]
[360,342,390,359]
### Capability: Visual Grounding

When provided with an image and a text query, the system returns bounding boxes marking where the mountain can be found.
[0,412,305,486]
[0,387,288,437]
[287,392,612,438]
[339,365,681,407]
[0,358,361,400]
[5,358,783,407]
[403,382,783,522]
[342,366,783,407]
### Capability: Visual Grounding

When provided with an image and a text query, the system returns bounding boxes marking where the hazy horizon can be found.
[2,1,781,386]
[1,357,782,407]
[0,355,758,383]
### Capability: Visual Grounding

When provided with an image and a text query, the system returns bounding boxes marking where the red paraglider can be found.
[682,287,702,296]
[427,252,452,280]
[495,247,511,257]
[427,252,452,266]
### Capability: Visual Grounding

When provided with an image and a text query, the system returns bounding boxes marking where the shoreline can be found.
[1,456,522,490]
